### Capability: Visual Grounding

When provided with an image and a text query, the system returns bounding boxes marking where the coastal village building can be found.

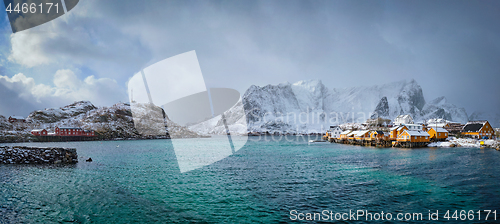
[369,130,386,140]
[31,127,96,137]
[394,115,413,126]
[405,124,423,131]
[31,129,48,136]
[397,130,430,143]
[444,123,465,134]
[347,131,359,140]
[427,127,449,141]
[354,130,371,140]
[8,116,26,123]
[339,130,352,139]
[390,125,408,140]
[326,126,343,139]
[462,121,495,139]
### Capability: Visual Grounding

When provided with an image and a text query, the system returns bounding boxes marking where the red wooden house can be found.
[8,116,26,123]
[31,129,48,136]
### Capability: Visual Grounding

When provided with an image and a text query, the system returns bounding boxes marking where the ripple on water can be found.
[1,140,500,223]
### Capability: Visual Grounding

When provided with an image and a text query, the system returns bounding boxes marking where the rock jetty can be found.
[0,146,78,164]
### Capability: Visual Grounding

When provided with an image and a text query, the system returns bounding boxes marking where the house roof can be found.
[31,129,45,132]
[405,124,422,127]
[340,130,352,135]
[347,131,359,137]
[462,123,484,132]
[429,127,448,133]
[10,116,25,119]
[403,130,430,137]
[355,130,370,136]
[396,126,407,131]
[329,126,341,131]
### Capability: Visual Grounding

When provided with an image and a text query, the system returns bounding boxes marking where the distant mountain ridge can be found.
[189,79,476,135]
[1,101,201,142]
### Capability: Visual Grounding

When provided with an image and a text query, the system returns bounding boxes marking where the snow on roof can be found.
[405,124,421,127]
[340,130,352,135]
[355,130,370,136]
[347,131,359,136]
[31,129,45,132]
[429,127,448,133]
[462,123,484,132]
[10,116,25,119]
[403,130,430,136]
[390,126,399,131]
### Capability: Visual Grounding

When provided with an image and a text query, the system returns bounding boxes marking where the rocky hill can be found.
[0,101,203,142]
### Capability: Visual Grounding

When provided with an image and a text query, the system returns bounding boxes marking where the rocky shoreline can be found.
[0,146,78,164]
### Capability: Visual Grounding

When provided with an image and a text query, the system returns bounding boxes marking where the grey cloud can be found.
[4,0,500,116]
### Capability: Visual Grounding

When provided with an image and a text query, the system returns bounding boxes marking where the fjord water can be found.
[1,136,499,223]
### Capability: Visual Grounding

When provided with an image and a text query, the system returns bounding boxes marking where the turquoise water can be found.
[1,136,500,223]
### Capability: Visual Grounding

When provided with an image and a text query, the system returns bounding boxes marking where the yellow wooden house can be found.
[369,130,387,140]
[397,130,430,143]
[355,130,371,140]
[427,127,449,140]
[339,130,352,139]
[462,121,495,139]
[390,125,408,140]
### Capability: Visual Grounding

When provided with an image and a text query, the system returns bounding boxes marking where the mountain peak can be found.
[429,96,447,105]
[292,79,323,87]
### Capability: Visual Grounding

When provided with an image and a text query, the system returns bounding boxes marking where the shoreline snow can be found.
[428,137,499,148]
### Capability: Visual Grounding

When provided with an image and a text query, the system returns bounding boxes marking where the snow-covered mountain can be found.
[189,79,471,134]
[1,101,202,142]
[421,96,469,124]
[26,101,97,123]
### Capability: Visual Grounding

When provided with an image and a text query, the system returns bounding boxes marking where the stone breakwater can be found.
[0,146,78,164]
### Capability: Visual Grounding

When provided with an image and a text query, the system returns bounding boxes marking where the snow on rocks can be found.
[0,146,78,164]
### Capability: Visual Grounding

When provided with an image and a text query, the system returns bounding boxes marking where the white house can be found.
[327,126,343,139]
[405,124,423,131]
[394,115,414,126]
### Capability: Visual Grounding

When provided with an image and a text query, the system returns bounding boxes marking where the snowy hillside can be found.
[189,79,470,135]
[27,101,97,123]
[421,96,469,124]
[0,101,202,142]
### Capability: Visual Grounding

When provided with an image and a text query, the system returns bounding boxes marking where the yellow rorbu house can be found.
[397,130,430,142]
[394,130,430,147]
[462,120,495,139]
[369,130,387,141]
[427,127,449,141]
[355,130,371,140]
[389,125,408,140]
[339,130,352,139]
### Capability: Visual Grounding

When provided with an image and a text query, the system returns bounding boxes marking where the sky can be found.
[0,0,499,119]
